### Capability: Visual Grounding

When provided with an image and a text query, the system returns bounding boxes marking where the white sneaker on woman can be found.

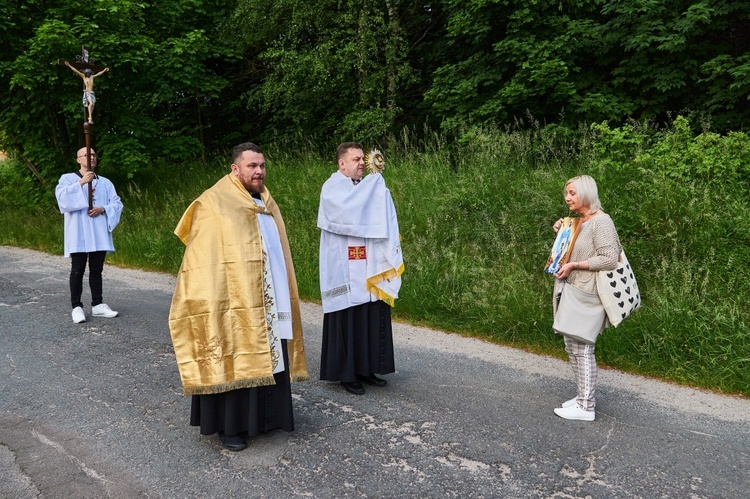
[92,303,118,318]
[72,306,86,324]
[554,404,595,421]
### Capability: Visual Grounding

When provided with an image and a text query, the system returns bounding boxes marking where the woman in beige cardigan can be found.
[551,175,621,421]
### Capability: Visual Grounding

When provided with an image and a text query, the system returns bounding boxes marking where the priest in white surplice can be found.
[318,142,404,395]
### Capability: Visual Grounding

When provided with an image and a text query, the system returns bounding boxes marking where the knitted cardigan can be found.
[565,213,621,294]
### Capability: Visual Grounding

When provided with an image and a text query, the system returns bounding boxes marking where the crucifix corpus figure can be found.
[64,61,109,124]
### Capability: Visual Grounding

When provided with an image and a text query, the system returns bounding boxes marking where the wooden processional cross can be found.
[58,47,110,209]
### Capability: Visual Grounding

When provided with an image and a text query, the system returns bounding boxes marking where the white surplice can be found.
[318,171,403,313]
[55,172,123,257]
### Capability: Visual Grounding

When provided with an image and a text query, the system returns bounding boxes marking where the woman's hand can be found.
[554,262,576,280]
[553,218,564,232]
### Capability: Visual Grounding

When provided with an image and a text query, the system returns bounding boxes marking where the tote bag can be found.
[596,250,641,327]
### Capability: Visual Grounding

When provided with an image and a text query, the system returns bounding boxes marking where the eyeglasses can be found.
[78,153,98,159]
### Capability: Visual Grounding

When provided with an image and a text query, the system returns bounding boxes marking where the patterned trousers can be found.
[564,336,598,411]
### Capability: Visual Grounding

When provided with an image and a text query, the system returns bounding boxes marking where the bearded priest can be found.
[169,142,309,451]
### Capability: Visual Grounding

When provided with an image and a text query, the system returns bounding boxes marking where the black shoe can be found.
[357,374,387,387]
[220,434,247,452]
[341,380,365,395]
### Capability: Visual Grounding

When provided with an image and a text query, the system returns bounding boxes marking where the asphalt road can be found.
[1,246,748,498]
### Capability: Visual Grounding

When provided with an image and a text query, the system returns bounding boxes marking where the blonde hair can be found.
[565,175,602,212]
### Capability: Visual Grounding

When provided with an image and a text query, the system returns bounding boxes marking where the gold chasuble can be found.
[169,173,309,395]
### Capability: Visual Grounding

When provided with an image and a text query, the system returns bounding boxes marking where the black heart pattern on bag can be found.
[598,250,641,325]
[607,260,641,315]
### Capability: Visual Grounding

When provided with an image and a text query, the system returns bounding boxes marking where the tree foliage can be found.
[1,0,750,183]
[222,0,446,144]
[426,0,750,130]
[0,0,237,179]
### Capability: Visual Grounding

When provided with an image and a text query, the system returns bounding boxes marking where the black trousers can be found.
[69,251,107,309]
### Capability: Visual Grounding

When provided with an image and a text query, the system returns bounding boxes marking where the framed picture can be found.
[544,217,581,275]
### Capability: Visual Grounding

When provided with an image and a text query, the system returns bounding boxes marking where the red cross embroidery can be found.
[348,246,366,260]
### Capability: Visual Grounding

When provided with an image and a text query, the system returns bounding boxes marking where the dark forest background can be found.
[1,0,749,180]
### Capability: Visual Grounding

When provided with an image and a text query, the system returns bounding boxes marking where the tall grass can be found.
[2,120,749,396]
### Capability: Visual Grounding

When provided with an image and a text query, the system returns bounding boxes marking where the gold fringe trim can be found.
[183,375,277,396]
[183,371,310,395]
[366,263,405,307]
[369,286,395,307]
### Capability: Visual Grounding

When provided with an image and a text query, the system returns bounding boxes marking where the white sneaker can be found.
[554,404,595,421]
[72,306,86,324]
[562,398,577,408]
[92,303,118,318]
